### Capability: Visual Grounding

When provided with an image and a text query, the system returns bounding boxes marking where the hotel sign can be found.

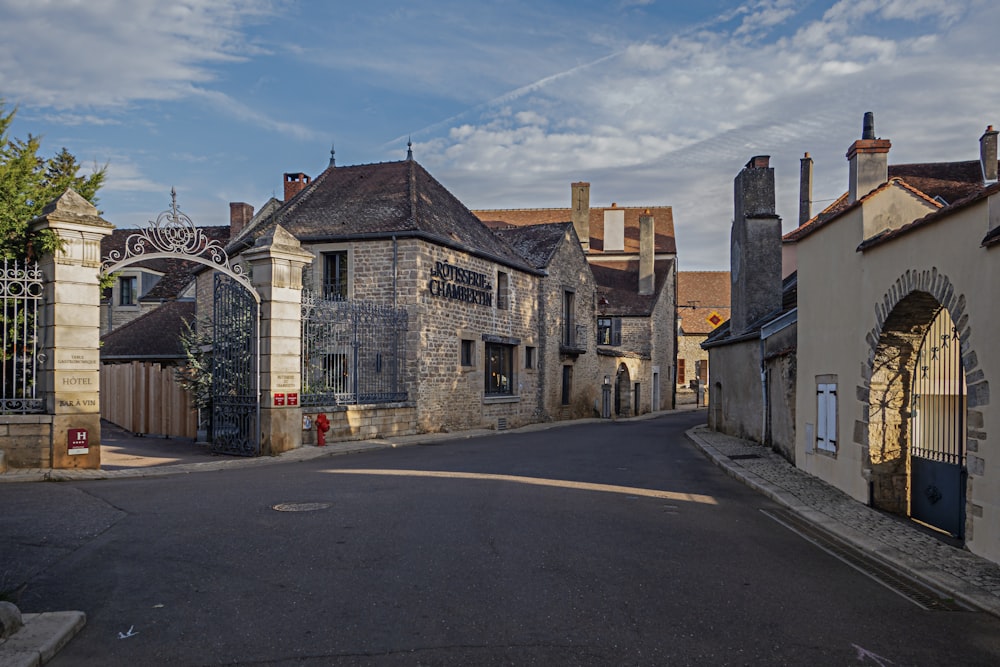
[428,261,493,307]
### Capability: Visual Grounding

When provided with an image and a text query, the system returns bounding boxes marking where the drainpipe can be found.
[760,336,767,445]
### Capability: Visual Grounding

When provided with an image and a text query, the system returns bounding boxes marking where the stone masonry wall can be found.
[0,416,53,468]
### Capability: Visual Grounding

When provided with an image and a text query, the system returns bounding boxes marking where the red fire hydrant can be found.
[315,413,330,447]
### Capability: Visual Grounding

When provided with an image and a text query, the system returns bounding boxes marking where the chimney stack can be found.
[799,152,813,226]
[639,211,654,296]
[284,172,311,202]
[571,182,590,251]
[981,125,998,183]
[847,112,891,203]
[229,202,254,239]
[731,155,781,335]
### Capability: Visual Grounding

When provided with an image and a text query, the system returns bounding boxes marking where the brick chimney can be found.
[981,125,998,183]
[229,202,254,239]
[284,172,311,202]
[799,152,813,225]
[847,112,891,203]
[639,210,655,296]
[571,182,590,251]
[731,155,782,335]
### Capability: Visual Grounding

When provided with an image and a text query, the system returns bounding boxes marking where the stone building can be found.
[676,271,730,405]
[786,115,1000,562]
[203,153,609,440]
[475,183,678,415]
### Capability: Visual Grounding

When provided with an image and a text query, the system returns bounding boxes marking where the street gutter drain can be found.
[272,502,332,512]
[762,508,971,612]
[728,453,761,460]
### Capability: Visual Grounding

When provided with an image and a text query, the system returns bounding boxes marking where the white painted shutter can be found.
[816,383,837,452]
[816,385,828,448]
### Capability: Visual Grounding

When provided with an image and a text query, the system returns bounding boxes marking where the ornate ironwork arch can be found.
[100,188,259,303]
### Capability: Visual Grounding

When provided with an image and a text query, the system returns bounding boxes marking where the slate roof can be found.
[677,271,731,335]
[591,259,674,317]
[474,205,677,254]
[491,222,572,269]
[101,226,231,301]
[784,160,999,244]
[100,300,196,360]
[229,159,538,274]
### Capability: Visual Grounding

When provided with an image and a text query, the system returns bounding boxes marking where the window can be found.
[597,317,622,346]
[497,271,510,309]
[485,343,514,395]
[817,381,837,453]
[563,290,576,346]
[677,358,686,384]
[323,251,348,300]
[119,276,137,306]
[460,339,475,367]
[561,366,573,405]
[525,346,535,369]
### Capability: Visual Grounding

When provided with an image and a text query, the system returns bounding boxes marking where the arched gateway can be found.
[864,269,984,539]
[101,191,262,456]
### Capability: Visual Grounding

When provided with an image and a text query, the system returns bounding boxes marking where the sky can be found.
[1,0,996,271]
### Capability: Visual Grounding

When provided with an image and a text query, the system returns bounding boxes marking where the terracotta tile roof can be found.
[784,159,998,243]
[677,271,731,335]
[492,222,572,269]
[863,181,1000,251]
[474,205,676,254]
[591,258,673,317]
[232,159,537,274]
[100,300,196,360]
[702,272,797,348]
[101,226,230,301]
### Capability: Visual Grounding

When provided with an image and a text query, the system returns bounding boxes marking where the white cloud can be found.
[417,0,996,269]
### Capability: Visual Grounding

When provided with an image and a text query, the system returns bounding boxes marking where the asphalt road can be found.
[4,411,1000,665]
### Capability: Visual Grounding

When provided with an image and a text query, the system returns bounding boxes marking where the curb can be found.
[684,425,1000,618]
[0,611,86,667]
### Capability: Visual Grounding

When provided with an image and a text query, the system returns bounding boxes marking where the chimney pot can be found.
[284,172,311,202]
[981,124,998,183]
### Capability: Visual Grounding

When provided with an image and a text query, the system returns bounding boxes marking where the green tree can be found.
[0,103,106,261]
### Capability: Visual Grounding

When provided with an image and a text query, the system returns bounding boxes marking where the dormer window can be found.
[119,276,137,306]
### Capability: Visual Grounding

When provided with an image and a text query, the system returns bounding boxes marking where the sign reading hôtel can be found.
[428,261,493,307]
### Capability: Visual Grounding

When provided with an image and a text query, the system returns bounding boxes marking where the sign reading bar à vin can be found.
[428,260,493,307]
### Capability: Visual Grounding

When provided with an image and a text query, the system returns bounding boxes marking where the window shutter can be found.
[825,387,837,448]
[816,383,837,452]
[612,317,622,346]
[816,385,828,448]
[678,359,685,384]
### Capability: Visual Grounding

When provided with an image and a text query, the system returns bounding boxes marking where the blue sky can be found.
[1,0,996,270]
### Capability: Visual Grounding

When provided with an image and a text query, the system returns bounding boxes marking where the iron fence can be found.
[1,259,44,414]
[301,292,409,406]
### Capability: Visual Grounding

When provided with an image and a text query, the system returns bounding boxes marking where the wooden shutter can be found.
[677,359,685,384]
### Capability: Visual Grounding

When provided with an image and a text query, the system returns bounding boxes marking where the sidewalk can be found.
[686,423,1000,617]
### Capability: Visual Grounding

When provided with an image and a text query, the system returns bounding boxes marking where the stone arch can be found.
[860,268,988,537]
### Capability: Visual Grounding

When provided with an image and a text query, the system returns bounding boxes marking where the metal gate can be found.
[211,273,259,456]
[909,306,965,537]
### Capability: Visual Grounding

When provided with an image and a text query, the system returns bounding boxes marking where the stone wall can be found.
[302,403,418,443]
[0,416,53,468]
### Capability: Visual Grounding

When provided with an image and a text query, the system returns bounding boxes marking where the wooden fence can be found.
[100,361,198,438]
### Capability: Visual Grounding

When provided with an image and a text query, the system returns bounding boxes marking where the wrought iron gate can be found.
[910,307,965,537]
[212,273,259,455]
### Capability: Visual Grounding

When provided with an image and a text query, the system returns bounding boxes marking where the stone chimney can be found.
[847,112,891,203]
[229,202,254,239]
[639,210,654,296]
[981,125,998,183]
[799,152,813,225]
[571,182,590,251]
[731,155,782,335]
[284,172,311,202]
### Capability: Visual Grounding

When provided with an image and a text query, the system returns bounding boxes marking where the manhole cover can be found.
[272,502,332,512]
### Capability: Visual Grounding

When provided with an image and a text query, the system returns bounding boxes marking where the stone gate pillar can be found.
[244,225,313,455]
[30,189,113,469]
